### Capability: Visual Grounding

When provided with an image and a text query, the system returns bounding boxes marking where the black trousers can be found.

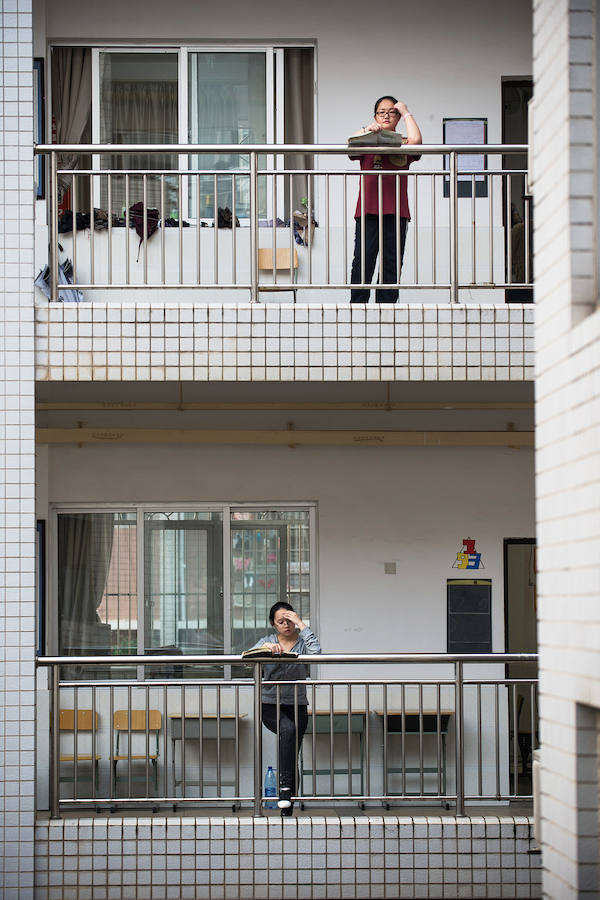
[262,704,309,791]
[350,214,408,303]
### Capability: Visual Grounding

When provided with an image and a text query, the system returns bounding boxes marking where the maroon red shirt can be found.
[350,149,420,220]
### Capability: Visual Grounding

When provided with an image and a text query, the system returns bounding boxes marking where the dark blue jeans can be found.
[350,214,408,303]
[262,703,309,791]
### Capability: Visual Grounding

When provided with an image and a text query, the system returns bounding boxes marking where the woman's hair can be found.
[374,95,398,113]
[269,600,294,625]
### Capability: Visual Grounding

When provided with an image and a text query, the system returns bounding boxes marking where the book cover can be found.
[241,646,299,660]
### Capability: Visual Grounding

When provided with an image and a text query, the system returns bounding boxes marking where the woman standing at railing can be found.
[249,601,321,815]
[349,95,422,303]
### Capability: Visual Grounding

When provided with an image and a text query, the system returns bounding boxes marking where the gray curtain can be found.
[58,513,114,654]
[51,47,92,173]
[284,48,314,214]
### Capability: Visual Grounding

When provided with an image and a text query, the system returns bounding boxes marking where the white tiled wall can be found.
[533,0,600,896]
[33,815,541,900]
[34,303,535,383]
[0,1,36,897]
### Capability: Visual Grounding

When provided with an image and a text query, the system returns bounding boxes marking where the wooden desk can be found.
[300,710,366,798]
[375,709,454,804]
[169,713,247,800]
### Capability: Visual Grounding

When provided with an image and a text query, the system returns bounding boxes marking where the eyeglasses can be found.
[375,109,400,118]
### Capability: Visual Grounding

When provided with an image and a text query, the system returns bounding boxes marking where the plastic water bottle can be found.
[264,766,277,808]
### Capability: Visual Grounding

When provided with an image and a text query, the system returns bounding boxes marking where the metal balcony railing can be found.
[35,144,532,304]
[37,652,538,817]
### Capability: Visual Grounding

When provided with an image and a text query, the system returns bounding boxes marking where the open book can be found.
[241,646,299,660]
[347,130,408,165]
[347,130,407,147]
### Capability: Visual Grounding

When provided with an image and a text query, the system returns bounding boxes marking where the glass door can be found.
[230,522,287,652]
[144,513,224,657]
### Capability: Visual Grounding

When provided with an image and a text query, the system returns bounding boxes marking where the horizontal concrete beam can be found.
[37,400,533,411]
[36,427,534,447]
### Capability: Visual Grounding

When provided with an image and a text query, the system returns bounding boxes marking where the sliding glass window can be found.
[54,506,314,672]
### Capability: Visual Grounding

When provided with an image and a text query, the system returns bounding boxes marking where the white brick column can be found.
[0,0,36,896]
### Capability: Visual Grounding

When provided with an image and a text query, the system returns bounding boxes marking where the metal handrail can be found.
[37,652,537,665]
[35,143,528,155]
[38,652,538,818]
[36,142,532,304]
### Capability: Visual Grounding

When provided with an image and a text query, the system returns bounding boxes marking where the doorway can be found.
[504,538,537,793]
[502,78,533,302]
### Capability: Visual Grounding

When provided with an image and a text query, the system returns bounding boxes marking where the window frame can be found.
[48,501,318,662]
[81,42,315,223]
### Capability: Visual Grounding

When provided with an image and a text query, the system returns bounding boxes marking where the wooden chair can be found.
[59,708,101,792]
[112,709,162,794]
[258,247,298,302]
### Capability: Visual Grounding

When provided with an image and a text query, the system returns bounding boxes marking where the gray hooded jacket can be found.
[251,626,321,705]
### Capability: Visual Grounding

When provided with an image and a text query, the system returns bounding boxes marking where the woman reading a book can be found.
[249,601,321,815]
[349,95,422,302]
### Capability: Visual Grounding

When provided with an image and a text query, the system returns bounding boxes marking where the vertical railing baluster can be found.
[181,683,187,799]
[142,174,148,284]
[455,660,464,815]
[198,684,204,799]
[163,683,168,800]
[343,175,348,289]
[234,685,240,804]
[89,173,95,287]
[145,683,150,797]
[506,173,513,284]
[413,173,418,286]
[160,175,166,285]
[216,684,222,798]
[418,683,424,798]
[307,171,313,284]
[471,174,476,285]
[401,683,406,797]
[495,683,501,800]
[49,152,59,301]
[347,684,352,797]
[196,173,201,286]
[512,683,519,796]
[253,662,262,815]
[431,173,437,285]
[127,685,132,799]
[72,174,78,288]
[232,174,237,286]
[311,683,317,798]
[436,683,442,799]
[125,175,130,285]
[329,683,334,798]
[383,683,388,800]
[325,174,330,286]
[178,173,183,284]
[365,683,370,799]
[449,151,459,303]
[524,193,531,285]
[396,175,401,286]
[74,687,79,798]
[378,173,383,287]
[489,172,494,285]
[50,664,60,817]
[477,683,483,798]
[107,174,112,285]
[109,684,115,804]
[250,152,259,303]
[92,685,97,801]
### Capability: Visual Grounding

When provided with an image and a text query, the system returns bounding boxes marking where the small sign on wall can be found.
[452,537,484,570]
